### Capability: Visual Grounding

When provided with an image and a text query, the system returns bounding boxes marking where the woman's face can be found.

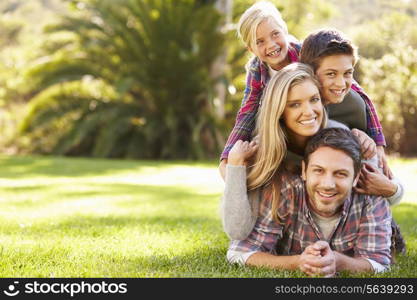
[315,54,354,104]
[250,18,289,70]
[283,80,323,140]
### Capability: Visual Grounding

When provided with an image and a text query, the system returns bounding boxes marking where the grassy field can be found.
[0,155,416,277]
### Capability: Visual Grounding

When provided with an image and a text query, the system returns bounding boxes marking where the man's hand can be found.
[299,241,336,277]
[351,129,376,160]
[355,163,397,197]
[228,140,258,166]
[376,146,393,179]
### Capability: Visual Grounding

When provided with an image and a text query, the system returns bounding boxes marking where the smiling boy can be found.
[225,128,392,276]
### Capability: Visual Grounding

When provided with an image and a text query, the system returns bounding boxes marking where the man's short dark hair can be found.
[304,128,362,176]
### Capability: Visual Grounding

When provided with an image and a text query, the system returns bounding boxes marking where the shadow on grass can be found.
[1,183,221,210]
[0,155,217,178]
[35,214,221,237]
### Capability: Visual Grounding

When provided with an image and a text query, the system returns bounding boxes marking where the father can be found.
[225,128,392,276]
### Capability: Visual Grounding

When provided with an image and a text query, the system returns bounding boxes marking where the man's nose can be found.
[319,175,336,189]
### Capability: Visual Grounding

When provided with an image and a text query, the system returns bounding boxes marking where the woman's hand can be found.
[355,163,397,197]
[351,129,376,160]
[228,140,259,166]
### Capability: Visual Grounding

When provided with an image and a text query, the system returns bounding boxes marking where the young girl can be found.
[220,3,389,178]
[219,1,301,172]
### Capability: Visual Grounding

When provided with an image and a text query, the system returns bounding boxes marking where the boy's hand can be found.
[351,129,376,160]
[376,146,393,179]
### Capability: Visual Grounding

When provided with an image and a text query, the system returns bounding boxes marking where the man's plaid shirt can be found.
[228,172,392,267]
[220,46,386,161]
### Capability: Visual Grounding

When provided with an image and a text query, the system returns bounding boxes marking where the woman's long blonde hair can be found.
[247,63,327,192]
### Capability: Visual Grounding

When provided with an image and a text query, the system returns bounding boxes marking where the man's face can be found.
[315,54,354,104]
[302,146,359,217]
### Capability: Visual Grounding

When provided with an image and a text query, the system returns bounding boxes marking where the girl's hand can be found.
[351,129,376,160]
[228,140,259,166]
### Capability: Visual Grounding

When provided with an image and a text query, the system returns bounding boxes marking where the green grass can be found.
[0,155,416,277]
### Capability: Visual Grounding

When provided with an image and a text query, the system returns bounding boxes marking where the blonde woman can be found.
[222,63,327,239]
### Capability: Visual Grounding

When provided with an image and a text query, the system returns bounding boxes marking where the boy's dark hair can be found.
[300,28,358,72]
[304,128,362,176]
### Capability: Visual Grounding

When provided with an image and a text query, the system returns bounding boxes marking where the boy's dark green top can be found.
[327,89,367,132]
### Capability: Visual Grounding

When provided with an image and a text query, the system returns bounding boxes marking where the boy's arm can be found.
[351,83,392,177]
[351,83,386,147]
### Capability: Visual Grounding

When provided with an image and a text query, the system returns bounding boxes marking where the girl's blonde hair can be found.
[237,1,288,50]
[247,63,327,192]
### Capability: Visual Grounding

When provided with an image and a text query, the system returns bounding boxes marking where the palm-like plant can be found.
[19,0,224,159]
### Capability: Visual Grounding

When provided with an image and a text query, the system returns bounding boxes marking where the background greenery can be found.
[0,155,415,277]
[0,0,416,278]
[1,0,416,158]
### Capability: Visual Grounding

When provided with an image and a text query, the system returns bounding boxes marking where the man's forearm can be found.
[335,252,373,273]
[246,252,300,270]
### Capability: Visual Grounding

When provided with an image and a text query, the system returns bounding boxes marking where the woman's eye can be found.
[326,72,336,77]
[289,103,300,108]
[272,31,280,37]
[256,40,263,45]
[311,97,320,103]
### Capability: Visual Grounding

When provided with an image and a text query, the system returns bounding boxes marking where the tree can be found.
[355,12,417,155]
[361,45,417,156]
[18,0,225,159]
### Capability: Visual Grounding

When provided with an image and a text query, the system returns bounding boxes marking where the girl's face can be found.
[315,54,354,104]
[250,18,289,70]
[283,80,323,141]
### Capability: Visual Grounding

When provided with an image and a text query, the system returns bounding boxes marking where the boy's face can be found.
[315,54,354,104]
[250,18,289,70]
[302,146,359,218]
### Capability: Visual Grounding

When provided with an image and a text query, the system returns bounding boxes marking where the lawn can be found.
[0,155,416,277]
